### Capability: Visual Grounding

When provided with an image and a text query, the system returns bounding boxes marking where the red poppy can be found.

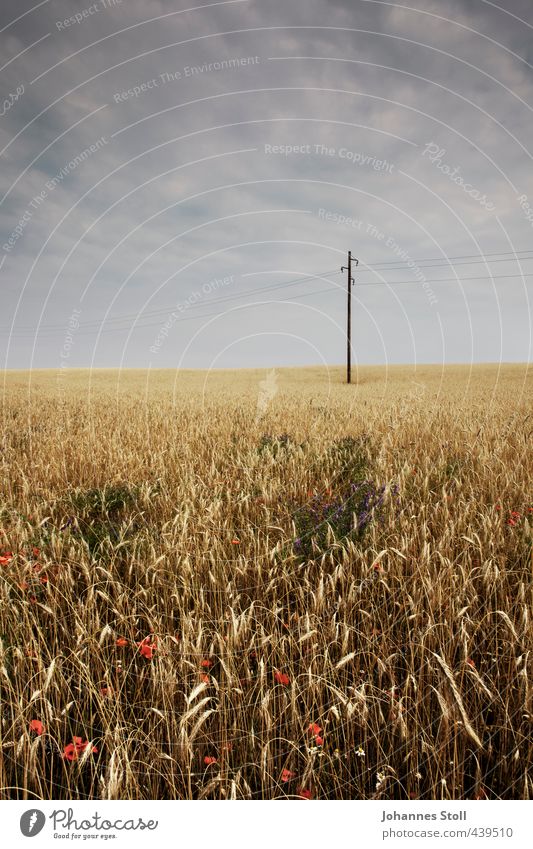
[315,735,324,747]
[281,768,295,782]
[507,519,516,526]
[116,637,128,647]
[32,547,40,557]
[466,658,476,669]
[511,511,521,518]
[204,756,217,765]
[200,673,210,684]
[138,636,158,659]
[200,658,212,668]
[100,687,110,698]
[40,574,48,584]
[308,723,322,736]
[18,580,29,590]
[231,539,240,545]
[274,670,290,686]
[298,787,313,799]
[0,552,13,566]
[29,719,44,735]
[63,737,98,761]
[495,504,502,511]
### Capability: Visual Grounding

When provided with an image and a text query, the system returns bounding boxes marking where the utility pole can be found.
[341,251,358,384]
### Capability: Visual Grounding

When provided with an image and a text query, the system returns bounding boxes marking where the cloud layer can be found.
[1,0,532,369]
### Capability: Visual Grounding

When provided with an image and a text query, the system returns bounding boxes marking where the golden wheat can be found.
[0,365,531,800]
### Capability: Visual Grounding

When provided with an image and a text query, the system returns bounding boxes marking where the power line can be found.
[358,272,533,285]
[4,261,533,338]
[365,256,533,272]
[6,283,346,337]
[364,248,533,268]
[6,270,532,339]
[5,251,533,334]
[2,268,342,334]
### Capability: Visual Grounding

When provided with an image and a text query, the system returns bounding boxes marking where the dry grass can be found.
[0,364,531,800]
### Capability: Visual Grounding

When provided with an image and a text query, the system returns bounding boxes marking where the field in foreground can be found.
[0,364,531,800]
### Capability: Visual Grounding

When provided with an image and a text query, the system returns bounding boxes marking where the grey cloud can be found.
[0,0,532,368]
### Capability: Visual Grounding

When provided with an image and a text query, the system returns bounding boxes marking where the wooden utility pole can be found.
[341,251,358,383]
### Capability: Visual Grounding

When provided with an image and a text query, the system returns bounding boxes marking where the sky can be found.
[1,0,532,370]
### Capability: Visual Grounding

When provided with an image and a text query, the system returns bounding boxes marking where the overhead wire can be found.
[3,250,533,337]
[2,268,343,335]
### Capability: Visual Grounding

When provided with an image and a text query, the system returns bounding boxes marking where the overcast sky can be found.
[1,0,532,369]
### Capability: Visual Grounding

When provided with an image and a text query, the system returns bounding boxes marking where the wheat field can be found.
[0,364,531,801]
